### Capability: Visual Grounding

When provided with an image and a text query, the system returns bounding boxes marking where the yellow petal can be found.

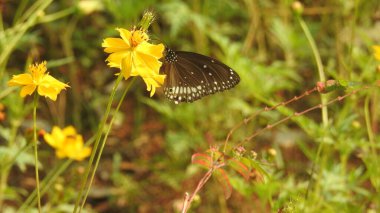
[133,51,163,77]
[64,135,92,161]
[56,149,67,159]
[43,75,70,89]
[63,126,77,135]
[102,38,130,53]
[121,54,132,80]
[20,85,36,97]
[44,133,56,148]
[37,86,58,101]
[52,126,65,140]
[106,51,130,68]
[38,75,69,101]
[150,83,156,97]
[73,147,92,161]
[135,42,164,59]
[44,126,64,148]
[142,77,163,97]
[373,45,380,61]
[116,28,132,47]
[154,74,166,85]
[8,74,34,86]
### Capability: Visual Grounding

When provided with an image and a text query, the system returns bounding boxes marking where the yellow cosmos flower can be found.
[44,126,91,161]
[373,45,380,61]
[8,61,69,101]
[102,28,166,96]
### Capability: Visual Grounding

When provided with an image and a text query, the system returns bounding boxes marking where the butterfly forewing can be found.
[160,49,240,104]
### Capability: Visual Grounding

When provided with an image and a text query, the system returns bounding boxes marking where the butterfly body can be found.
[160,48,240,104]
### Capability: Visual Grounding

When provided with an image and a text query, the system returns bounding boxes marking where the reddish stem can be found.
[223,87,317,151]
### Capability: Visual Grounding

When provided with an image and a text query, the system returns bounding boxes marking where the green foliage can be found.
[1,0,379,212]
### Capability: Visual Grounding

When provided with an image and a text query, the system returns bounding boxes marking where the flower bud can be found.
[292,1,304,15]
[139,10,156,31]
[268,148,277,156]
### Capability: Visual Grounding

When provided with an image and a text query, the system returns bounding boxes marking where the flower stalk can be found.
[80,78,136,210]
[73,73,124,213]
[32,92,41,212]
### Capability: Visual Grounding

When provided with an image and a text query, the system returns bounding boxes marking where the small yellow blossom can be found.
[44,126,91,161]
[373,45,380,61]
[8,61,69,101]
[102,28,166,96]
[268,148,277,156]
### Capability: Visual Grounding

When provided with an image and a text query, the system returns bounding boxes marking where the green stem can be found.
[73,73,124,213]
[297,15,329,201]
[80,78,136,211]
[364,96,379,190]
[297,16,328,126]
[19,160,70,211]
[364,97,375,155]
[33,93,41,212]
[0,169,7,210]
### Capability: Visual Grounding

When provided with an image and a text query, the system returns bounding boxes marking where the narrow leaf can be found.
[228,158,250,180]
[214,168,232,199]
[191,153,212,169]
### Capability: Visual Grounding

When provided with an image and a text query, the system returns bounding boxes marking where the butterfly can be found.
[159,48,240,104]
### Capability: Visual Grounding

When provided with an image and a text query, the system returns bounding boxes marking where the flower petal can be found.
[20,85,36,97]
[106,51,130,68]
[135,42,164,59]
[117,28,132,47]
[64,135,92,161]
[56,149,67,159]
[44,126,64,149]
[63,126,77,136]
[133,51,163,77]
[373,45,380,61]
[154,74,166,85]
[121,54,132,80]
[38,75,69,101]
[74,147,92,161]
[37,85,58,101]
[142,76,165,97]
[8,74,33,86]
[102,38,130,53]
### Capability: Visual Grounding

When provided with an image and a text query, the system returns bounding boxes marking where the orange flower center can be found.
[130,30,148,47]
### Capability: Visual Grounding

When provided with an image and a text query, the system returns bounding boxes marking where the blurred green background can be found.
[1,0,380,212]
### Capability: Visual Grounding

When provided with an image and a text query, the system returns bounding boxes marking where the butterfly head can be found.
[164,48,178,63]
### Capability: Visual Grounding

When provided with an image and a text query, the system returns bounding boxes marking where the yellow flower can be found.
[373,45,380,61]
[44,126,91,161]
[8,61,69,101]
[102,28,166,96]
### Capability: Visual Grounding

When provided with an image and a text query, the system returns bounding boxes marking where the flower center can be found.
[29,61,47,84]
[130,30,148,47]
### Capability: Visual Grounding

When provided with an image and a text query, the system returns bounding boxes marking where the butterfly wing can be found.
[160,49,240,104]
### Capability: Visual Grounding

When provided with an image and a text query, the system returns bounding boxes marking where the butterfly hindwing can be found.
[160,49,240,104]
